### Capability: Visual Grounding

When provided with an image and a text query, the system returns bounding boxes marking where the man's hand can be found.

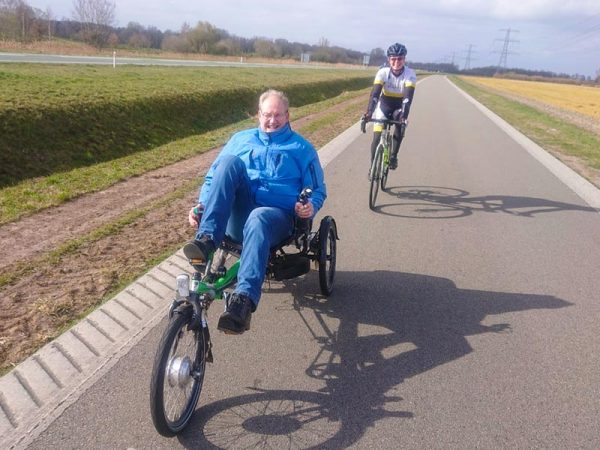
[188,204,203,228]
[294,201,314,219]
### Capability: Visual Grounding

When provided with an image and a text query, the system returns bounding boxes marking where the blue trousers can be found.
[197,154,295,306]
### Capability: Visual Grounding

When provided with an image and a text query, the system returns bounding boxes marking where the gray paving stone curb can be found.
[0,250,192,449]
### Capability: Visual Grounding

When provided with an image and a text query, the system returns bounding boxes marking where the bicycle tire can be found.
[150,307,206,436]
[381,134,393,191]
[318,216,337,296]
[369,144,383,210]
[380,154,389,191]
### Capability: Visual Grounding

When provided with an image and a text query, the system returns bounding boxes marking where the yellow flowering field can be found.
[465,76,600,121]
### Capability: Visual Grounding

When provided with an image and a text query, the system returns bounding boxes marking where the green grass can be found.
[0,87,368,224]
[0,64,370,108]
[296,97,366,148]
[451,76,600,176]
[0,64,372,187]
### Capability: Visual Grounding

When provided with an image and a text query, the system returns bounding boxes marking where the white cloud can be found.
[425,0,599,19]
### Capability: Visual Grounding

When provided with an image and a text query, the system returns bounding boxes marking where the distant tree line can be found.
[1,0,51,41]
[406,62,597,84]
[0,0,375,64]
[1,0,598,80]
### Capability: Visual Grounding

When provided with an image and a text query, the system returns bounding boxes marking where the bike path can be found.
[2,75,600,448]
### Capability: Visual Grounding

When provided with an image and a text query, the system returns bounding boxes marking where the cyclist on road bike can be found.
[183,89,327,335]
[363,42,416,170]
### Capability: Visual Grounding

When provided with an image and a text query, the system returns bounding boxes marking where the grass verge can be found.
[0,88,368,225]
[0,64,371,187]
[451,76,600,184]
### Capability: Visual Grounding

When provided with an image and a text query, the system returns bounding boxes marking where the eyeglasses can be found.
[389,56,405,62]
[259,111,287,120]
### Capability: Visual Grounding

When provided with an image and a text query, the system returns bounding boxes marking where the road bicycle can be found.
[361,116,406,210]
[149,188,338,436]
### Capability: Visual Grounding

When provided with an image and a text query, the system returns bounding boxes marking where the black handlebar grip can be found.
[299,187,313,204]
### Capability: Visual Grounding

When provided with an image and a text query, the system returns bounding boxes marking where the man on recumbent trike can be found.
[184,89,327,335]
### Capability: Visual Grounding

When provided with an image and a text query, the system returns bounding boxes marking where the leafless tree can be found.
[44,6,53,39]
[0,0,34,41]
[72,0,116,48]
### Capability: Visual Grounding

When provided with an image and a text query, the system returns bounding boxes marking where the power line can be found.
[527,12,600,51]
[495,28,519,69]
[463,44,476,70]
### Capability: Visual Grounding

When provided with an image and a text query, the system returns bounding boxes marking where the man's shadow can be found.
[179,270,571,449]
[373,185,598,218]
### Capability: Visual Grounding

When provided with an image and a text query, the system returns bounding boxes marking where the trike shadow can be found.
[178,270,571,449]
[371,185,598,218]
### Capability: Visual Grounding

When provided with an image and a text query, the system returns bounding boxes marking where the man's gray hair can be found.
[258,89,289,111]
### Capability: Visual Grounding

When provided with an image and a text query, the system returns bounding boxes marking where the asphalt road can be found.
[25,75,600,448]
[0,52,323,69]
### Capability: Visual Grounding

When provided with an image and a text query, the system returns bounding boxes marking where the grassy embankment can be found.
[0,86,370,290]
[0,63,373,373]
[0,64,372,224]
[451,76,600,185]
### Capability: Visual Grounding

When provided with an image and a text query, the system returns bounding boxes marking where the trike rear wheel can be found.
[318,216,337,296]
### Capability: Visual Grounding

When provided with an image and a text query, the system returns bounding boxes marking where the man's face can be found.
[388,55,405,73]
[258,96,289,132]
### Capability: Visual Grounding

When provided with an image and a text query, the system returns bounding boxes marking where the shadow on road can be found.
[178,270,571,449]
[371,185,598,218]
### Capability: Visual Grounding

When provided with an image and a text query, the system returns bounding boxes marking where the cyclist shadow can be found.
[179,270,571,449]
[372,185,598,218]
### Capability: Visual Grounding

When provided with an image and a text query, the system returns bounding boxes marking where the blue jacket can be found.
[199,123,327,214]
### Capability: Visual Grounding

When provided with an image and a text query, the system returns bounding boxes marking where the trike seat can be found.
[220,217,313,256]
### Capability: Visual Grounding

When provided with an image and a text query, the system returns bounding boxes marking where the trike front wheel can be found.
[150,307,206,436]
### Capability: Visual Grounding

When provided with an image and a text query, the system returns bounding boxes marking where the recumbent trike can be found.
[149,188,339,436]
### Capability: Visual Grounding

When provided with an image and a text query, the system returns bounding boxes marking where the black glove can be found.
[361,113,371,133]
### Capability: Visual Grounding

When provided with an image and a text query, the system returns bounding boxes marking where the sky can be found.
[26,0,600,77]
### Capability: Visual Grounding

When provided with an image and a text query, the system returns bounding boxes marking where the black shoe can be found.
[183,235,216,264]
[218,293,254,335]
[389,157,398,170]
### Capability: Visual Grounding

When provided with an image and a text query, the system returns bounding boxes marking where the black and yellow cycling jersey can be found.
[366,66,417,118]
